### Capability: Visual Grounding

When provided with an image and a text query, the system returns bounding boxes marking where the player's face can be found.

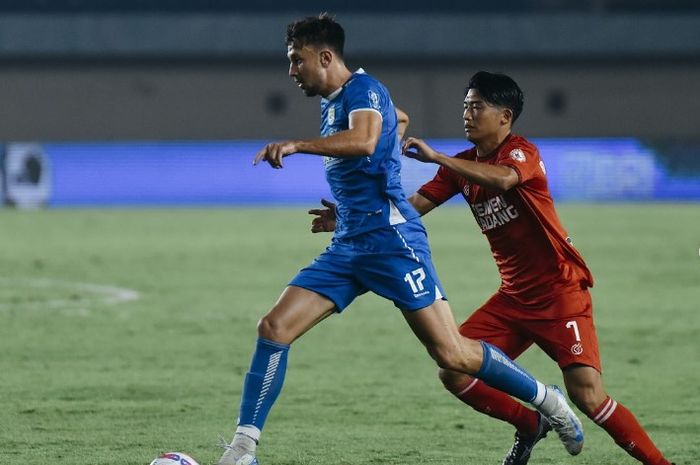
[287,44,325,97]
[463,89,506,143]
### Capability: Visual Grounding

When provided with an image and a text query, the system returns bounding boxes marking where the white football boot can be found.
[217,433,258,465]
[535,385,584,455]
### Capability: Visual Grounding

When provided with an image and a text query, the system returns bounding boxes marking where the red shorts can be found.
[459,289,602,372]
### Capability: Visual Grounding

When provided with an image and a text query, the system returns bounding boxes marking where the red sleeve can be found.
[417,164,460,205]
[497,143,544,186]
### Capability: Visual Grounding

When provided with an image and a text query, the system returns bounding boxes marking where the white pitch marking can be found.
[0,277,140,311]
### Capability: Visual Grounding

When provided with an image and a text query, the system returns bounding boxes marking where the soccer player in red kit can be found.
[400,71,674,465]
[311,71,673,464]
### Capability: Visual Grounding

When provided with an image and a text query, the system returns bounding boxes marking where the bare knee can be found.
[564,367,607,415]
[438,368,474,395]
[568,386,605,415]
[428,339,482,374]
[427,345,458,371]
[257,312,291,343]
[438,367,458,388]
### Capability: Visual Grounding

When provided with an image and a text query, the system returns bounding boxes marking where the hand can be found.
[308,198,337,233]
[402,137,441,164]
[253,140,298,169]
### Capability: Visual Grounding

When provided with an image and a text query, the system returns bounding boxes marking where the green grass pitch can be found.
[0,204,698,465]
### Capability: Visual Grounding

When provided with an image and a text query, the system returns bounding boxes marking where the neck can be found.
[475,128,511,158]
[321,65,353,98]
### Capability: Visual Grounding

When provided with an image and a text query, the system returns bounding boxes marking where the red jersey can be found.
[418,134,593,307]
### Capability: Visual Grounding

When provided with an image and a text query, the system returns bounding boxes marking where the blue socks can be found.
[237,338,545,434]
[475,341,545,405]
[238,338,290,431]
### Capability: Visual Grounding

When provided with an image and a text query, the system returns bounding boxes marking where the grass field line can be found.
[0,276,140,311]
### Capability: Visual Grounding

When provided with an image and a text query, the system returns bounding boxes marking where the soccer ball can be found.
[149,452,200,465]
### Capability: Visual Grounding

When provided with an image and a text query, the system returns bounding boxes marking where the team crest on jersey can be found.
[571,343,584,355]
[463,184,470,197]
[368,90,381,110]
[327,106,335,125]
[509,148,526,162]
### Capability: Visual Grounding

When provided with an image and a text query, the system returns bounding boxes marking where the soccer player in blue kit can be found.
[217,14,584,465]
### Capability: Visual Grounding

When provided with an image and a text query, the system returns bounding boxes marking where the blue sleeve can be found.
[344,77,388,119]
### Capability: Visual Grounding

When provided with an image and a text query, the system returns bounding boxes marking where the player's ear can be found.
[501,108,514,127]
[319,49,333,68]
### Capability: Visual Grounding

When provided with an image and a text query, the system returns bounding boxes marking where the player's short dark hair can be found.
[467,71,524,124]
[286,13,345,57]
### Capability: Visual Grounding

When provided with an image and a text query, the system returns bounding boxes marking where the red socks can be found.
[453,382,672,465]
[454,378,540,436]
[589,397,671,465]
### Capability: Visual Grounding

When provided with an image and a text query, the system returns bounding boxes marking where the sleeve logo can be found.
[368,90,381,110]
[509,148,526,162]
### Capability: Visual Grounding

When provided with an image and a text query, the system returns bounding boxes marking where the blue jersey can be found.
[319,69,419,238]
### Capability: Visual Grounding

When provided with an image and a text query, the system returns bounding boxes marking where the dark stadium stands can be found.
[0,0,698,13]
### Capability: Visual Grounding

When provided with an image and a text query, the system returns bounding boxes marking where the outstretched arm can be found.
[402,137,519,192]
[308,199,337,233]
[308,191,436,234]
[396,107,410,140]
[254,110,382,168]
[408,192,438,216]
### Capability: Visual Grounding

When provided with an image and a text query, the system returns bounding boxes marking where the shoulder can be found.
[502,134,540,162]
[346,70,386,95]
[343,71,390,115]
[455,147,476,161]
[508,134,539,155]
[350,69,378,84]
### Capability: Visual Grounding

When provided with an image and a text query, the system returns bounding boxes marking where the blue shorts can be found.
[289,219,446,312]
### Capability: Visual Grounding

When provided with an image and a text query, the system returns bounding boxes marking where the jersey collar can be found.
[326,68,366,101]
[476,133,513,160]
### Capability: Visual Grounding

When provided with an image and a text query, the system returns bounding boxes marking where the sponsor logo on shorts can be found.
[571,343,584,355]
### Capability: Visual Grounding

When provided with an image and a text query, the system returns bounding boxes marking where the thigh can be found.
[261,285,336,344]
[354,221,447,311]
[528,290,602,372]
[402,298,483,373]
[289,242,366,312]
[562,365,607,415]
[459,292,533,360]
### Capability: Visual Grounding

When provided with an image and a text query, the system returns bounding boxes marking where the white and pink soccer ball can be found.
[149,452,200,465]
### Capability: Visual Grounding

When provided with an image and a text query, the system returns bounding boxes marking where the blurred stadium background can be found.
[1,2,699,465]
[1,0,700,206]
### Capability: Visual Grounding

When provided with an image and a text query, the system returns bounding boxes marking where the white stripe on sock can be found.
[532,381,546,406]
[235,425,261,442]
[456,378,479,397]
[595,399,618,425]
[592,398,614,423]
[252,350,283,423]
